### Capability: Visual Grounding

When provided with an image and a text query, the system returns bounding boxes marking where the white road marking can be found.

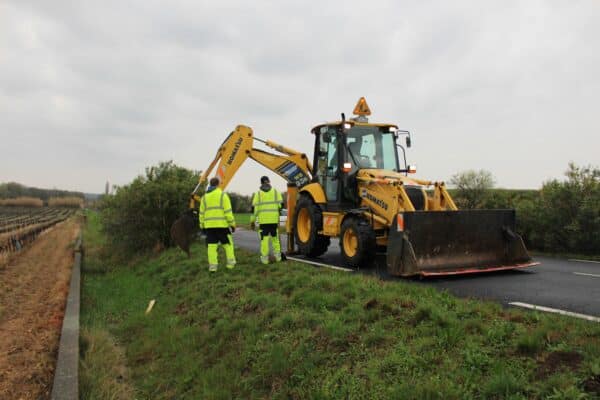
[509,302,600,323]
[286,256,354,272]
[573,272,600,278]
[568,259,600,264]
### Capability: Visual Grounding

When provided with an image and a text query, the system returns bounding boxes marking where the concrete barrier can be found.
[51,234,82,400]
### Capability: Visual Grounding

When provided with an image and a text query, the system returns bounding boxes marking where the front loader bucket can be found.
[386,210,538,277]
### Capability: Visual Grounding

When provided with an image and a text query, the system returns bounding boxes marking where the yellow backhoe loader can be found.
[178,98,537,276]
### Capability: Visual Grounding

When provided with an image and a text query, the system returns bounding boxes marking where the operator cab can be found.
[311,97,413,207]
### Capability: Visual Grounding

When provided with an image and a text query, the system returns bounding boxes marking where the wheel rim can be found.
[297,208,311,242]
[343,227,358,257]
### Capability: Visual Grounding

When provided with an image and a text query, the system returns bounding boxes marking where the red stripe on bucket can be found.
[420,261,540,277]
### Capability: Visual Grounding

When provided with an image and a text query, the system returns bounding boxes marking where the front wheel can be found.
[340,217,376,267]
[293,194,330,257]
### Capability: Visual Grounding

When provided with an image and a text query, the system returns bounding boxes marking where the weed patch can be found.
[79,328,136,400]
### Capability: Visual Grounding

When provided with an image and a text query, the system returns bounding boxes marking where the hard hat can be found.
[260,176,270,184]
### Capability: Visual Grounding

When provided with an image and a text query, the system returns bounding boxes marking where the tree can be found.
[229,192,252,213]
[533,163,600,254]
[449,170,495,209]
[100,161,199,254]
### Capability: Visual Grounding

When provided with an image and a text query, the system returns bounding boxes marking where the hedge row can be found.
[452,164,599,255]
[100,161,598,256]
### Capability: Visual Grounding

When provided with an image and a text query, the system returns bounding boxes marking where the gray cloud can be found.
[1,0,599,195]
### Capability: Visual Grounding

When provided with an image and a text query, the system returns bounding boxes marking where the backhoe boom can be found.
[189,125,311,208]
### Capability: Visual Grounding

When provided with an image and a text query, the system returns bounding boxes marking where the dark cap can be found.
[260,176,270,184]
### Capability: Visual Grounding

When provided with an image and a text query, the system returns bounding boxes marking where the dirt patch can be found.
[0,219,80,400]
[174,302,189,316]
[501,311,526,323]
[583,374,600,395]
[535,351,583,379]
[364,298,378,310]
[399,299,416,309]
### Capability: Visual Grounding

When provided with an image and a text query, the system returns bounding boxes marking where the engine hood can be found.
[356,168,423,187]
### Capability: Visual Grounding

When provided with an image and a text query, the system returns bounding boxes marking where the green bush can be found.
[99,161,199,254]
[517,163,599,255]
[228,192,252,213]
[449,169,495,209]
[450,163,599,255]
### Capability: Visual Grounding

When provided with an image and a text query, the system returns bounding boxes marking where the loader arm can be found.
[189,125,312,208]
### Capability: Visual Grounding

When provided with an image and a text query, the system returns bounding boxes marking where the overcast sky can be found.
[1,1,598,195]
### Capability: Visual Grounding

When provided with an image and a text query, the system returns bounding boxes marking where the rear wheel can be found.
[340,217,376,267]
[294,194,330,257]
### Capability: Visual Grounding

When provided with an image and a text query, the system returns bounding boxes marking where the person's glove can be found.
[250,221,256,230]
[230,226,236,233]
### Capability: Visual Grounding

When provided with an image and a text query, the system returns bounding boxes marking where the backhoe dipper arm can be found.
[189,125,312,208]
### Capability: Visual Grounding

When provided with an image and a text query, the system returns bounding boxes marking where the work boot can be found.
[260,255,269,265]
[274,252,282,262]
[226,259,236,270]
[209,264,218,273]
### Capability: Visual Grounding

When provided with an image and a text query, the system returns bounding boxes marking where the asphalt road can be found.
[232,229,600,318]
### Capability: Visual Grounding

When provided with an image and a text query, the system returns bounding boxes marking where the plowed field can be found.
[0,218,80,400]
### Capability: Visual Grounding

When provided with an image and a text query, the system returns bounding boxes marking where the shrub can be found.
[0,182,84,202]
[449,169,495,209]
[451,163,599,255]
[48,196,84,208]
[482,367,526,398]
[99,161,199,254]
[228,192,252,213]
[518,163,600,254]
[0,196,43,207]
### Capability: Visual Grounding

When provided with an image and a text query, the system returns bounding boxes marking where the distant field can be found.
[0,207,74,260]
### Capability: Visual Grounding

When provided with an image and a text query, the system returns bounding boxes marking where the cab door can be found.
[315,126,340,202]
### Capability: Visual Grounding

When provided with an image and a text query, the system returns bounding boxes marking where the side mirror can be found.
[406,136,411,148]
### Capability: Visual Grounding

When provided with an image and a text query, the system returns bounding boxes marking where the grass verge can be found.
[235,213,252,227]
[80,212,600,399]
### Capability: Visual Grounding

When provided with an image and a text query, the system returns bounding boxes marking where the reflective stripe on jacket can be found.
[251,188,282,224]
[199,188,235,228]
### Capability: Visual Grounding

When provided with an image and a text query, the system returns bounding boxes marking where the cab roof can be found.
[311,121,399,134]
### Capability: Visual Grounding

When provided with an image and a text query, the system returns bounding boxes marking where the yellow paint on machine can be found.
[321,212,341,236]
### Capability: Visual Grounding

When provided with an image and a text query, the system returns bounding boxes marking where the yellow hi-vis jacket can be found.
[251,187,282,225]
[199,188,235,229]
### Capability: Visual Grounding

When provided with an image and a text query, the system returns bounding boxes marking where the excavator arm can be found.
[189,125,312,208]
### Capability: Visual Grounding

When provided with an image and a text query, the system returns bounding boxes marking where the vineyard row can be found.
[0,208,75,254]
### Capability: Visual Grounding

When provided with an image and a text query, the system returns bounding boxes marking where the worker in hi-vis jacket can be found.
[250,176,283,264]
[199,177,236,272]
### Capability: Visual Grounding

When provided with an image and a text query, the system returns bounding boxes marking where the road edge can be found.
[50,232,82,400]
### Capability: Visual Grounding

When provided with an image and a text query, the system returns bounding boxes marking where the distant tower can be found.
[105,181,109,195]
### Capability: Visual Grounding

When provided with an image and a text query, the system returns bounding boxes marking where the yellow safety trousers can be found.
[260,229,281,264]
[208,234,236,269]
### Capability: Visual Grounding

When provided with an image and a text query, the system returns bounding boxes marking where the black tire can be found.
[340,216,376,267]
[293,194,330,257]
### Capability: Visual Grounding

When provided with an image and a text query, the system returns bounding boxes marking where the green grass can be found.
[80,212,600,399]
[235,213,252,227]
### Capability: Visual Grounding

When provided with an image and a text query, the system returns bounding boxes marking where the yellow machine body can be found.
[179,99,537,276]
